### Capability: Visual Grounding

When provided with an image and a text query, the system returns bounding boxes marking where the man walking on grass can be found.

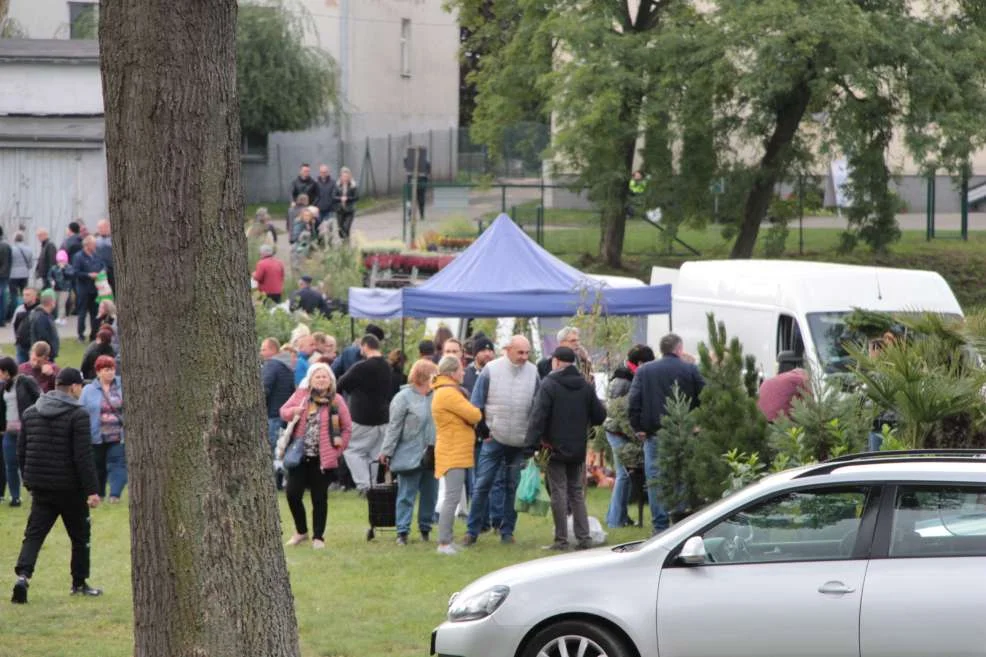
[12,368,102,604]
[527,346,607,551]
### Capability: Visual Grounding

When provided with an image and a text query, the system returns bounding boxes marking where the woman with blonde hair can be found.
[431,355,481,554]
[333,167,359,241]
[379,359,439,545]
[278,362,352,549]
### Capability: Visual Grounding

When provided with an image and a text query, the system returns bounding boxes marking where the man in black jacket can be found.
[12,368,101,604]
[34,228,56,288]
[314,164,335,230]
[261,338,294,489]
[289,276,331,316]
[28,291,59,362]
[0,227,11,328]
[12,287,40,364]
[526,347,607,551]
[290,163,319,208]
[627,333,704,534]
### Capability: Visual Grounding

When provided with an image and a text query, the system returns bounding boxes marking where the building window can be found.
[400,19,411,78]
[241,132,269,160]
[68,2,98,40]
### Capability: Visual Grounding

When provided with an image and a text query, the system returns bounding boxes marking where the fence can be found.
[242,124,551,204]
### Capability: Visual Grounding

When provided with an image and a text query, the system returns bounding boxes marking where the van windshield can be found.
[807,311,963,373]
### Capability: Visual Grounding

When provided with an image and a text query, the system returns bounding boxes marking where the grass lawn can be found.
[0,485,649,657]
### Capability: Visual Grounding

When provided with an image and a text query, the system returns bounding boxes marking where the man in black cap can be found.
[526,346,607,551]
[12,368,102,603]
[290,275,331,316]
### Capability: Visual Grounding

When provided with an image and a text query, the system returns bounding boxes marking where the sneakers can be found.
[286,533,309,546]
[436,544,459,555]
[312,539,326,550]
[11,576,28,604]
[70,582,102,597]
[396,534,408,546]
[542,542,569,552]
[9,498,20,508]
[460,534,477,548]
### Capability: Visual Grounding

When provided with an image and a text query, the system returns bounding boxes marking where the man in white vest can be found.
[462,335,539,545]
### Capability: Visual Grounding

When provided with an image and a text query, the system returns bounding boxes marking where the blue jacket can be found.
[331,344,363,379]
[71,249,103,295]
[80,377,124,445]
[379,385,435,472]
[628,354,704,434]
[294,352,310,387]
[262,354,295,419]
[29,308,59,360]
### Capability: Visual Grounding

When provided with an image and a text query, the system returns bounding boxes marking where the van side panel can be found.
[673,299,777,376]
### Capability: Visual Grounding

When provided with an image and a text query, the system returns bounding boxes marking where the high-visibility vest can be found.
[629,178,647,195]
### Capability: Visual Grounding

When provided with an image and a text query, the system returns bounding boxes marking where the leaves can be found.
[237,2,340,136]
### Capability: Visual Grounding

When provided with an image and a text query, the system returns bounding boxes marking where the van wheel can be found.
[520,620,631,657]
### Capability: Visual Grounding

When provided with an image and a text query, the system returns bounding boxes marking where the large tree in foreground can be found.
[99,1,301,656]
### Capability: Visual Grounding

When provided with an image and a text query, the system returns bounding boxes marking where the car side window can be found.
[890,486,986,558]
[701,487,869,565]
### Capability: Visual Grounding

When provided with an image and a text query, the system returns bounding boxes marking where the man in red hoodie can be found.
[252,244,285,303]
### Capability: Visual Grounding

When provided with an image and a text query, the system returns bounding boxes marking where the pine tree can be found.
[656,385,700,517]
[691,314,768,502]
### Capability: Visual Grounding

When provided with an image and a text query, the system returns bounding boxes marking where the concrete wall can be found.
[6,0,78,38]
[0,62,103,114]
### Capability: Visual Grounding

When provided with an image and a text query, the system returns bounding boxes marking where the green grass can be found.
[0,486,649,657]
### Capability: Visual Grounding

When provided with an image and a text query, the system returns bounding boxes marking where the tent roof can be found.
[348,214,671,318]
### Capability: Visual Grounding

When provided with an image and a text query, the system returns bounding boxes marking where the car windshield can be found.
[806,311,963,373]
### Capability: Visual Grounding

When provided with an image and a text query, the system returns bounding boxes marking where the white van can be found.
[648,260,964,377]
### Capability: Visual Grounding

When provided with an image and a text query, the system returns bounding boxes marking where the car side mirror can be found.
[776,350,803,373]
[679,536,707,565]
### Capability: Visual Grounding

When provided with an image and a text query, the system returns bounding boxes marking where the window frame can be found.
[872,482,986,560]
[665,483,883,568]
[68,1,98,40]
[240,131,269,161]
[400,18,412,78]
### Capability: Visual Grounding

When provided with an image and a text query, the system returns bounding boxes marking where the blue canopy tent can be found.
[348,214,671,319]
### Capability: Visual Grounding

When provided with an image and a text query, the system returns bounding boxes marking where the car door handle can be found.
[818,581,855,595]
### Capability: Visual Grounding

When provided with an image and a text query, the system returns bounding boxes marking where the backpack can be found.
[14,306,41,348]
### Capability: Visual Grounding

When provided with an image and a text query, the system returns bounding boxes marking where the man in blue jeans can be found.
[628,333,704,535]
[261,338,295,489]
[463,336,539,546]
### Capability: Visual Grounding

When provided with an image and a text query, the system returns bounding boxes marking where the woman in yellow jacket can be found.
[432,355,482,554]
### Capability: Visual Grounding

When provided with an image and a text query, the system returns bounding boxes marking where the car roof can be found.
[782,452,986,485]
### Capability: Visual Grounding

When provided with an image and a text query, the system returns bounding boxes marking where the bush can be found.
[657,386,701,513]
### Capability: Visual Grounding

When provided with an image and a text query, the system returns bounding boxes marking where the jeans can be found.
[395,467,438,536]
[643,436,669,534]
[76,287,98,341]
[286,457,333,539]
[438,468,467,545]
[8,278,26,320]
[0,278,8,326]
[3,432,20,501]
[92,442,127,499]
[605,432,632,528]
[547,461,589,545]
[868,432,883,452]
[16,489,91,585]
[466,440,525,539]
[468,443,505,529]
[15,345,28,365]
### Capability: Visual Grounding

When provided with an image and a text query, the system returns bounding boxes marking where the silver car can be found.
[431,451,986,657]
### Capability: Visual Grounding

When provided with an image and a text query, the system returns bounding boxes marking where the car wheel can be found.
[521,620,632,657]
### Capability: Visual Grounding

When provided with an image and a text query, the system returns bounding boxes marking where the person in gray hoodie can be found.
[379,359,439,545]
[13,368,102,604]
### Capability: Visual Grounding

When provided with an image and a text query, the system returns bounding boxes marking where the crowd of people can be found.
[0,219,121,603]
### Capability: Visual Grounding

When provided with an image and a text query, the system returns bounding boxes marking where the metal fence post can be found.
[387,133,392,196]
[961,170,970,241]
[448,127,454,182]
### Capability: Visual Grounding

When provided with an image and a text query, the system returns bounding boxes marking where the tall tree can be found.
[237,1,339,143]
[99,1,300,656]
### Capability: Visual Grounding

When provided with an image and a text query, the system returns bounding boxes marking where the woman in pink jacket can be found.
[279,362,352,549]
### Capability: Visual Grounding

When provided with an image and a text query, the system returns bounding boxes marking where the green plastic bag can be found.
[515,459,540,505]
[515,459,551,516]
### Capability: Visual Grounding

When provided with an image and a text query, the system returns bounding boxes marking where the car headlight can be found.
[447,585,510,622]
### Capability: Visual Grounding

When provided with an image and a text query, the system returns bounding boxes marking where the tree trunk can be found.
[99,2,301,656]
[600,99,640,269]
[730,80,813,258]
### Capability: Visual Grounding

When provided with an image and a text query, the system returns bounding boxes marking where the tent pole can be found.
[401,317,406,356]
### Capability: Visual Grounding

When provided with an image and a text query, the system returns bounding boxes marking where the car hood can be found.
[457,543,662,598]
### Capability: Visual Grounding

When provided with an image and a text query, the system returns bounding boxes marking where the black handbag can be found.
[421,444,436,470]
[283,437,305,470]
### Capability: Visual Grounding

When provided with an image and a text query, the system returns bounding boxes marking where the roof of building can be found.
[0,116,104,145]
[0,39,99,63]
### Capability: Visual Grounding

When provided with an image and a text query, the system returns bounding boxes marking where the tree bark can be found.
[99,2,301,656]
[730,79,813,258]
[600,97,640,269]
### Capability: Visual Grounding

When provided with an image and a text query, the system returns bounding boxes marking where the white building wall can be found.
[5,0,78,39]
[0,63,103,114]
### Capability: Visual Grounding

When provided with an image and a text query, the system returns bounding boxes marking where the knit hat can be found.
[56,249,69,264]
[40,289,57,302]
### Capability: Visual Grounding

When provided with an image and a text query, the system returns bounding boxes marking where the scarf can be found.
[628,361,639,375]
[307,389,341,437]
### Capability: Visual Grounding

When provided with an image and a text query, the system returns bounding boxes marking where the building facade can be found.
[2,0,460,208]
